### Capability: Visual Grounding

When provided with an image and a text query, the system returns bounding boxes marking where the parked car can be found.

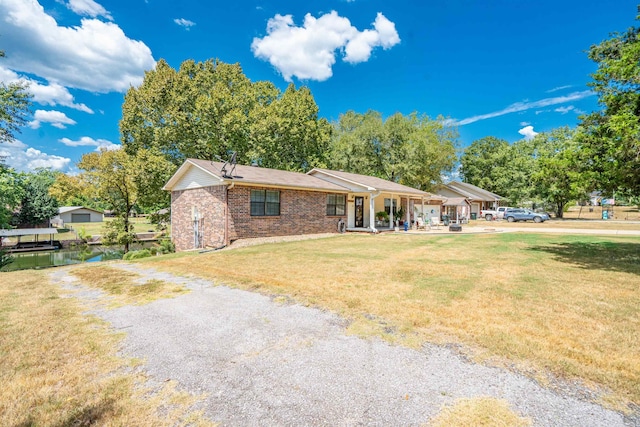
[479,206,514,221]
[503,208,550,223]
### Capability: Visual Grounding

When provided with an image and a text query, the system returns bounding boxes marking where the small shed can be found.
[55,206,104,224]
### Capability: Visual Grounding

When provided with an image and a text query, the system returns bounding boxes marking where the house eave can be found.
[163,160,224,191]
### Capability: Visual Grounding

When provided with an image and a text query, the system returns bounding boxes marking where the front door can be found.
[355,196,364,227]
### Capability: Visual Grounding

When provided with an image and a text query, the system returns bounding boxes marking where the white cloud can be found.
[251,11,400,81]
[554,105,585,115]
[0,0,156,93]
[0,139,71,172]
[174,18,196,29]
[0,66,93,113]
[546,85,572,93]
[453,90,594,126]
[344,13,400,63]
[519,121,531,126]
[518,125,538,141]
[555,105,574,114]
[29,110,77,129]
[65,0,112,20]
[59,136,120,151]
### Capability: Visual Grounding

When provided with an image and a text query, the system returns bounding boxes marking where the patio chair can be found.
[416,217,427,230]
[430,217,441,229]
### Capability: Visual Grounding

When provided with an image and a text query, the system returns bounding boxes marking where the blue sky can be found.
[0,0,638,173]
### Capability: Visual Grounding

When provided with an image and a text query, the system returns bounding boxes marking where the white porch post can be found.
[405,197,410,225]
[389,195,394,229]
[369,194,376,230]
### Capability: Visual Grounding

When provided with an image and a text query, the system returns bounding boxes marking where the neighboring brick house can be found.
[163,159,442,251]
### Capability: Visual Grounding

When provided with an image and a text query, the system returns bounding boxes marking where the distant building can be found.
[435,181,503,218]
[53,206,104,225]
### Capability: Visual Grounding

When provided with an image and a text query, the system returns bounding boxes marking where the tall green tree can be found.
[531,127,589,218]
[460,136,512,196]
[48,173,99,209]
[399,114,459,190]
[1,50,31,145]
[17,169,59,227]
[328,110,457,190]
[0,163,23,228]
[120,58,328,171]
[328,110,385,177]
[506,138,544,207]
[78,148,174,253]
[460,136,547,206]
[580,12,640,196]
[249,84,331,172]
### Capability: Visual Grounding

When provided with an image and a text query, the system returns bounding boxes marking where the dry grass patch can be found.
[145,233,640,411]
[0,270,213,426]
[70,264,189,306]
[429,397,531,427]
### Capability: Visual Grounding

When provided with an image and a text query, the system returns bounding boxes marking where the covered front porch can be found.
[344,192,444,233]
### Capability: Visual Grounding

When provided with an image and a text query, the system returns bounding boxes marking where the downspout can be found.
[225,182,235,247]
[369,191,381,233]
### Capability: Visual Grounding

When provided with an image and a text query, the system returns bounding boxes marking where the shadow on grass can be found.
[15,400,115,427]
[529,241,640,276]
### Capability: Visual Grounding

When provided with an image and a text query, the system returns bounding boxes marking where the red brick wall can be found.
[228,186,345,240]
[170,186,226,251]
[171,184,346,251]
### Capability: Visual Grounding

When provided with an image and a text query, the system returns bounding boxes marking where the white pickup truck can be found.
[479,207,513,221]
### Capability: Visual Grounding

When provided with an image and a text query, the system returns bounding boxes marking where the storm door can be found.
[355,196,364,227]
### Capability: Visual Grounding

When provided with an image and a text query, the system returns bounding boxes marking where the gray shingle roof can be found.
[441,181,503,201]
[186,159,350,192]
[309,168,435,197]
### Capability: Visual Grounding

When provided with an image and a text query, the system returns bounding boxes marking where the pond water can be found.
[1,243,152,272]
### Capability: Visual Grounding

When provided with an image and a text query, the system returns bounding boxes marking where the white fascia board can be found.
[163,160,223,191]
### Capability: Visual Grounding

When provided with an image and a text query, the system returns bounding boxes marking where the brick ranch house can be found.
[163,159,444,251]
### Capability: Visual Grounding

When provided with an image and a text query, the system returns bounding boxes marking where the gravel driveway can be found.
[50,263,632,426]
